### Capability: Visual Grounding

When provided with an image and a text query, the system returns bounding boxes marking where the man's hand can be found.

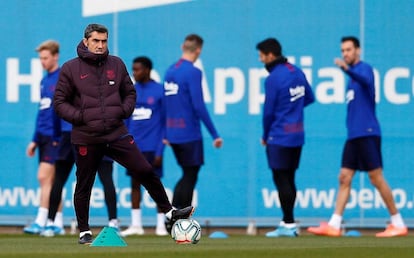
[162,139,170,146]
[153,156,162,168]
[213,138,223,148]
[334,58,348,71]
[26,142,37,157]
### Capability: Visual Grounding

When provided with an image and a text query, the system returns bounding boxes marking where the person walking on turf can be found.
[121,56,168,237]
[24,40,61,235]
[163,34,223,214]
[256,38,315,237]
[53,23,194,244]
[307,36,407,237]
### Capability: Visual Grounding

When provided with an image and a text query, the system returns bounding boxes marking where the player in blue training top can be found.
[24,40,60,234]
[256,38,315,237]
[163,34,223,221]
[308,36,407,237]
[121,56,168,237]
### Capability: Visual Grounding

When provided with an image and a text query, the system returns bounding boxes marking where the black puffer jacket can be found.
[53,40,136,144]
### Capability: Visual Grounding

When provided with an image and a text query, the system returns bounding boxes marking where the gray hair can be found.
[84,24,108,39]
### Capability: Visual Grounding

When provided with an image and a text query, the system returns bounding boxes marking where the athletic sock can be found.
[46,219,54,227]
[34,207,48,227]
[131,209,142,227]
[54,212,64,228]
[156,212,166,227]
[390,213,405,227]
[328,213,342,230]
[108,219,119,228]
[280,221,296,228]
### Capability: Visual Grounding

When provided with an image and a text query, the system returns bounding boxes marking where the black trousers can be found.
[96,160,117,220]
[272,168,297,224]
[73,135,172,232]
[48,150,117,221]
[172,165,200,209]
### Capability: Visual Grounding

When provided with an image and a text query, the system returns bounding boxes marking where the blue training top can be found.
[345,61,381,139]
[126,80,165,156]
[164,59,219,144]
[262,61,314,147]
[32,68,60,142]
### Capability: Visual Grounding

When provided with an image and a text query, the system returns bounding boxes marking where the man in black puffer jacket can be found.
[54,23,194,245]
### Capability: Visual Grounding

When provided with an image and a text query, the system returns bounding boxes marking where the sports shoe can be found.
[120,226,144,237]
[266,226,298,237]
[375,224,408,237]
[40,225,66,237]
[108,219,120,230]
[78,233,93,245]
[165,206,195,234]
[40,226,54,237]
[54,226,66,235]
[23,223,44,234]
[155,224,168,236]
[307,222,341,237]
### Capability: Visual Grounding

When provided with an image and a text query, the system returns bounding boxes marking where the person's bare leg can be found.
[38,162,55,209]
[307,167,355,236]
[333,168,356,216]
[120,178,144,236]
[367,168,397,215]
[33,162,55,227]
[369,167,408,237]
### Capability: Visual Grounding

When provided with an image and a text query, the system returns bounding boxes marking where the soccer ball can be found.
[171,219,201,244]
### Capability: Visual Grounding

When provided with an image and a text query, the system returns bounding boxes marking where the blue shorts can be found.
[341,136,382,171]
[56,132,75,162]
[127,151,163,178]
[171,140,204,166]
[37,134,58,164]
[266,144,302,170]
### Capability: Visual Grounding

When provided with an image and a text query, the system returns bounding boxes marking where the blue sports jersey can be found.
[126,80,165,156]
[60,119,72,132]
[53,115,72,140]
[345,61,381,139]
[262,61,314,147]
[164,59,219,143]
[32,68,60,143]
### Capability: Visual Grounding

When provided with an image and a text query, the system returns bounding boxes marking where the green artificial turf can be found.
[0,234,413,258]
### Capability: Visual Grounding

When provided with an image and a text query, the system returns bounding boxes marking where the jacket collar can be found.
[265,56,288,72]
[77,40,109,66]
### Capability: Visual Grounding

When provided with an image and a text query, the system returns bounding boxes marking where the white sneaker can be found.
[40,227,55,237]
[155,225,168,236]
[108,219,120,230]
[120,226,144,237]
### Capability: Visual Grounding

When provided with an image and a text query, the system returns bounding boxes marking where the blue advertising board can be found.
[0,0,413,228]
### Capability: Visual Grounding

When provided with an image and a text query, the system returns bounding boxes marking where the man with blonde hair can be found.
[24,40,63,234]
